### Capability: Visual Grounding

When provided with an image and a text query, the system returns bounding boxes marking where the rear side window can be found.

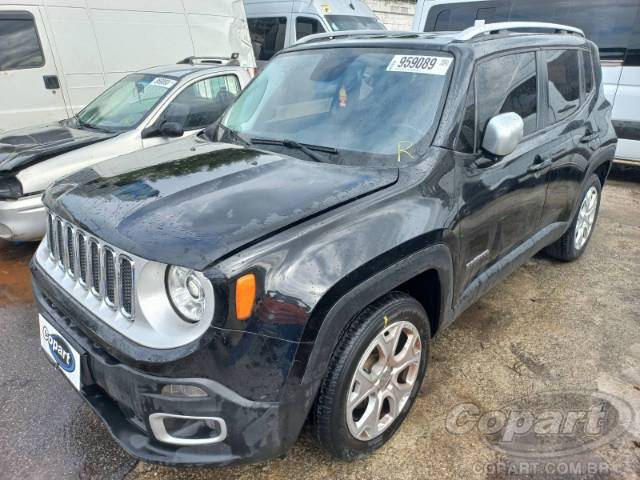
[545,50,580,123]
[475,52,538,140]
[296,16,325,40]
[583,50,594,95]
[247,17,287,61]
[0,12,44,70]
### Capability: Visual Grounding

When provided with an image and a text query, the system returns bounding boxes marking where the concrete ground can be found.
[1,166,639,480]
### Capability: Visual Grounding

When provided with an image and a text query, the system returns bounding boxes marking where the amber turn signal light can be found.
[235,273,256,321]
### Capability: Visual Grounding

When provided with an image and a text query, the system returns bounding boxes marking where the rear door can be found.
[0,7,68,131]
[538,48,594,226]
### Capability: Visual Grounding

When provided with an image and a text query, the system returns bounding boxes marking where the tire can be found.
[544,174,602,261]
[311,292,430,460]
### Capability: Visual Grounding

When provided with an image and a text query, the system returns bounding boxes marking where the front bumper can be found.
[31,261,317,466]
[0,193,45,241]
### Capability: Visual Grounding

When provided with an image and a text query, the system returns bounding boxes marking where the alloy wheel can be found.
[346,321,422,441]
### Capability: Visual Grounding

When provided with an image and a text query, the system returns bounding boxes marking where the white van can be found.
[413,0,640,164]
[244,0,385,66]
[0,0,255,132]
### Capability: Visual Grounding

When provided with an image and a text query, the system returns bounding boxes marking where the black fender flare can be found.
[297,243,454,385]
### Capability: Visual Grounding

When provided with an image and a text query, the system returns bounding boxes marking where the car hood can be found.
[0,120,116,173]
[44,136,398,270]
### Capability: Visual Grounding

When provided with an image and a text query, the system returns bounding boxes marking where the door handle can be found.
[43,75,60,90]
[528,155,552,173]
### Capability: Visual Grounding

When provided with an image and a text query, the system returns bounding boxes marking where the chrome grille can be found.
[78,232,88,284]
[104,248,116,306]
[46,211,135,318]
[56,218,64,267]
[120,258,133,317]
[90,240,100,296]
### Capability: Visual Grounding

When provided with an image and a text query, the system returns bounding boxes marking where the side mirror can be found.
[159,121,184,138]
[482,112,524,157]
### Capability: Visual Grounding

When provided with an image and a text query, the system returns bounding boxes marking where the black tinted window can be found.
[0,13,44,70]
[476,52,538,139]
[247,17,287,61]
[545,50,580,123]
[427,2,508,31]
[296,16,325,40]
[510,0,638,60]
[583,50,594,94]
[424,0,639,60]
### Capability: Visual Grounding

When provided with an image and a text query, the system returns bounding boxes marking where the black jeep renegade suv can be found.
[31,24,616,465]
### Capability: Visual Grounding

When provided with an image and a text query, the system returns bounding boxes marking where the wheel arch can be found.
[297,242,454,386]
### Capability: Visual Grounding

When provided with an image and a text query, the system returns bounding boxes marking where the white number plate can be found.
[39,315,81,391]
[386,55,453,75]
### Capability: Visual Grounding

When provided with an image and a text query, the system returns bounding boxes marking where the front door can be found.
[0,7,68,131]
[142,73,242,149]
[455,50,551,308]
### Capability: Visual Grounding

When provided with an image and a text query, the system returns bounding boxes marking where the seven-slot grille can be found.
[46,212,135,318]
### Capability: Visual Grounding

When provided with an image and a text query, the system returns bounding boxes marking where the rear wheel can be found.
[311,292,430,460]
[544,174,602,261]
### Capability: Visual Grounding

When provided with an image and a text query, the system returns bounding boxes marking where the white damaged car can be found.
[0,61,251,241]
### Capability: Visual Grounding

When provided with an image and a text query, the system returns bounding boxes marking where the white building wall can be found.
[363,0,416,31]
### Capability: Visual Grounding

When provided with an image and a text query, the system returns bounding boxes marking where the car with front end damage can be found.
[31,23,616,465]
[0,61,250,242]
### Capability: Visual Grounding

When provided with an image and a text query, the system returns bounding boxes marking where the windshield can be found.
[326,15,385,31]
[220,48,453,167]
[75,74,177,132]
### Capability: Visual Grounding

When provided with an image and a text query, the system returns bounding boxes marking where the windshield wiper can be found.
[250,137,337,163]
[218,124,253,148]
[75,116,114,134]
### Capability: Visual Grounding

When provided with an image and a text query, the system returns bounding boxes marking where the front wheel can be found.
[544,174,602,261]
[311,292,430,460]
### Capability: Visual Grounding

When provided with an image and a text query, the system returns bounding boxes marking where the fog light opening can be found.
[149,413,227,446]
[160,384,208,398]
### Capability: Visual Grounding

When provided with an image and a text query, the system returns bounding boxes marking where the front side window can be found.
[545,50,580,123]
[476,52,538,140]
[165,75,241,130]
[221,48,453,167]
[325,15,385,31]
[76,74,177,132]
[0,12,44,70]
[247,17,287,61]
[296,16,325,40]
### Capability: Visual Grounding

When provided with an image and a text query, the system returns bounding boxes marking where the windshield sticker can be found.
[148,77,177,89]
[386,55,452,75]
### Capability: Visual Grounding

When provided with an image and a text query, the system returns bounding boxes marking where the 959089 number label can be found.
[386,55,453,75]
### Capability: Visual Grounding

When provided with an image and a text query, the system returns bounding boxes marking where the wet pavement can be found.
[1,167,639,480]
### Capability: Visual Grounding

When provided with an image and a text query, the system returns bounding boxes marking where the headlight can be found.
[166,266,212,323]
[0,176,23,200]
